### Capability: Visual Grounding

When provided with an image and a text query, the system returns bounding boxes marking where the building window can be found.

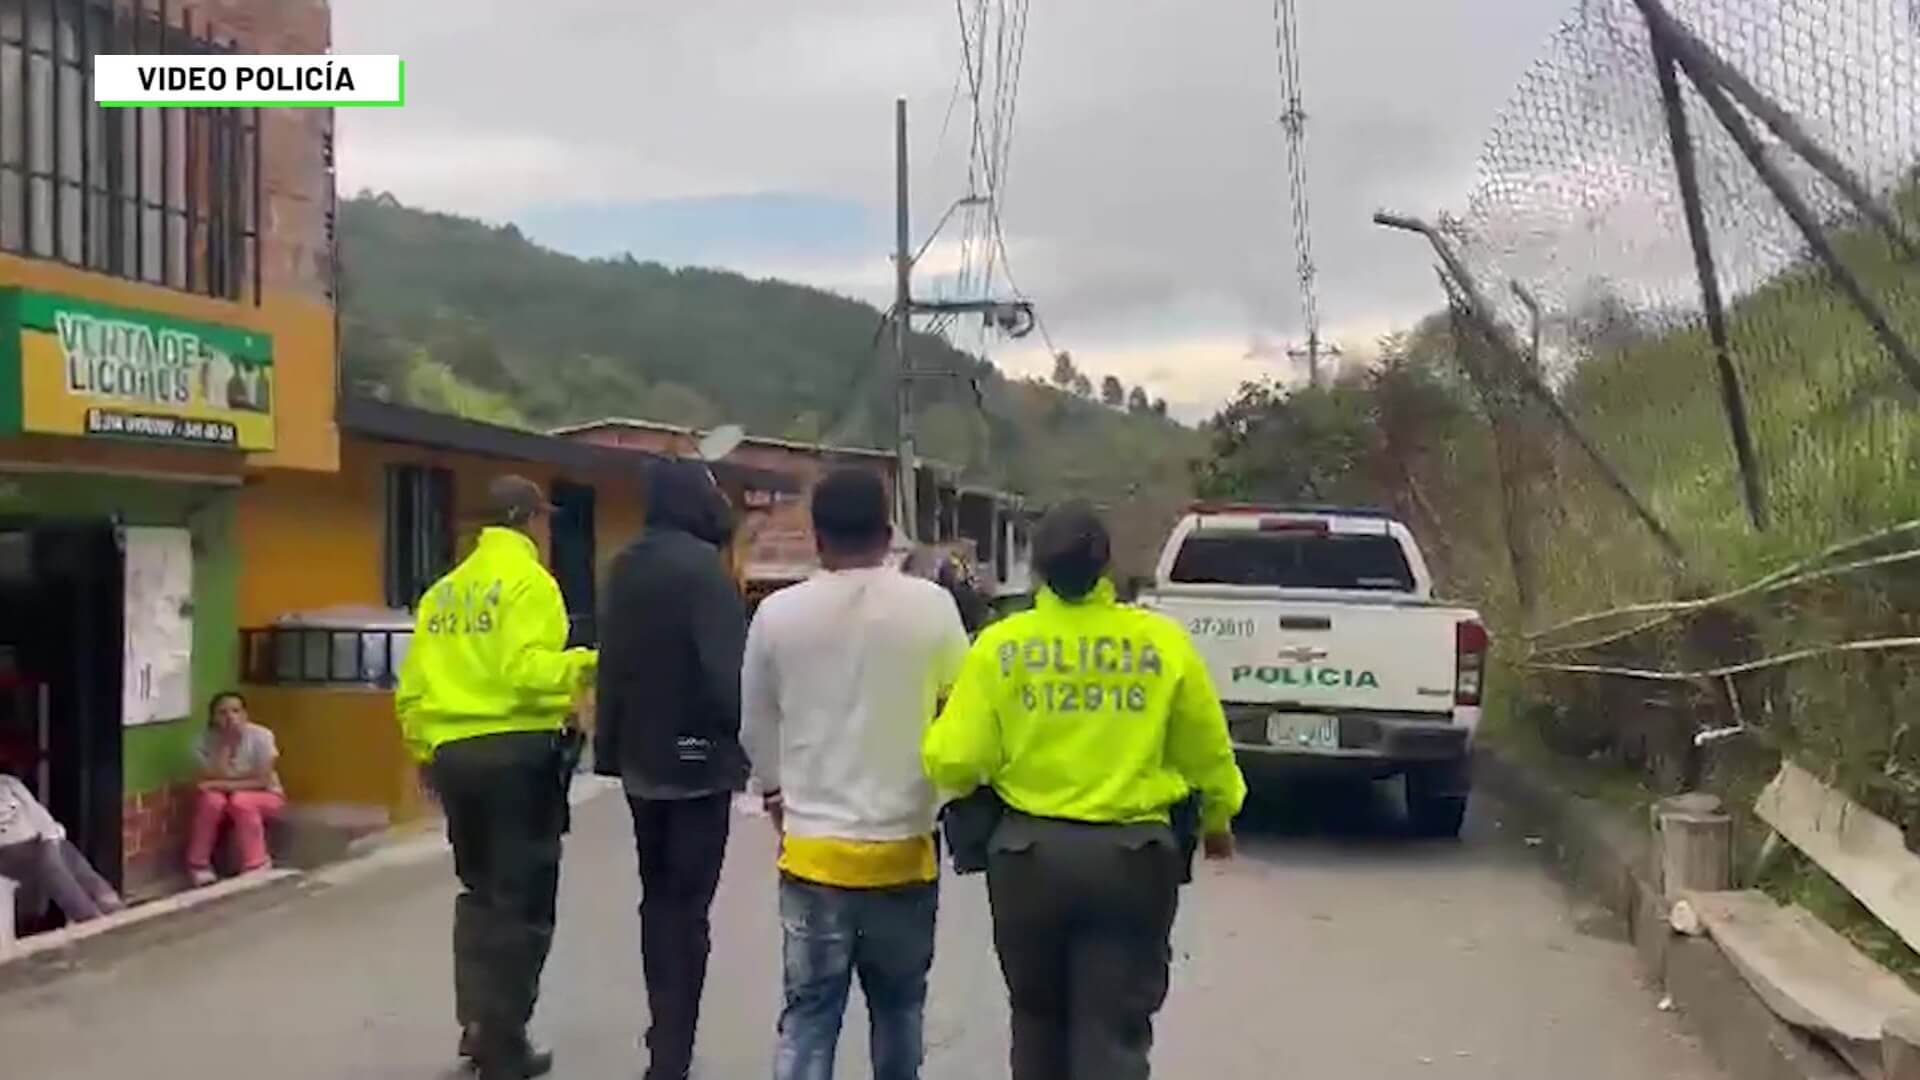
[0,0,261,302]
[384,464,454,610]
[241,626,413,691]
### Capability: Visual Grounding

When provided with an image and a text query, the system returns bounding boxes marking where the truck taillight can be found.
[1455,620,1490,707]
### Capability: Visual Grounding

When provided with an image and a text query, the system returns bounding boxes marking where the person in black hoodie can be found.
[936,554,991,637]
[595,458,749,1080]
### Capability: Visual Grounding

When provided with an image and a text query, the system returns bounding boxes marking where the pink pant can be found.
[187,789,285,872]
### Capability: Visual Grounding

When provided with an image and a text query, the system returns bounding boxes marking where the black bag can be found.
[939,787,1006,875]
[1169,791,1202,885]
[554,728,586,835]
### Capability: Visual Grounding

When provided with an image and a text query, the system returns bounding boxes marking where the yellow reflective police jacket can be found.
[922,579,1248,834]
[395,527,599,762]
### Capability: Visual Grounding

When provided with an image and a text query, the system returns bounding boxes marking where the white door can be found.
[121,526,194,727]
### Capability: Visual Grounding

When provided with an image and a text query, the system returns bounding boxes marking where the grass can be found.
[1478,674,1664,820]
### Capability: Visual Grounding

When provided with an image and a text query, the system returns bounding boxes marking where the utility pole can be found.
[887,98,1037,544]
[1288,333,1342,388]
[893,96,918,541]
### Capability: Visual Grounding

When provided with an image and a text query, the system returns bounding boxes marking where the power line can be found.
[920,0,1066,395]
[951,0,1031,308]
[990,215,1059,358]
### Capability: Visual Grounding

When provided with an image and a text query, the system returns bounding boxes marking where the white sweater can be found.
[741,567,971,841]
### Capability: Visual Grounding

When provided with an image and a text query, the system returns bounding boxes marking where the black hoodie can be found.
[594,459,749,794]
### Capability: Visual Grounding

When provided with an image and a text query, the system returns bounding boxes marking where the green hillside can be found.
[336,194,1202,573]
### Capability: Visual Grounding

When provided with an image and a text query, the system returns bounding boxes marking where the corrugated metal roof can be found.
[338,398,800,494]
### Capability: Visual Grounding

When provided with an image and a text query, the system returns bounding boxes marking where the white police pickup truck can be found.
[1137,504,1490,837]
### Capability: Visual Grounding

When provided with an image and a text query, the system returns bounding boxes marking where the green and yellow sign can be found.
[0,288,275,450]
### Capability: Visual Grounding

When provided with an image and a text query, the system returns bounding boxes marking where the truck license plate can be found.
[1266,713,1339,750]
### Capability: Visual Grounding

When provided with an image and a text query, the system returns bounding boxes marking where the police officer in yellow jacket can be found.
[923,501,1247,1080]
[396,475,598,1080]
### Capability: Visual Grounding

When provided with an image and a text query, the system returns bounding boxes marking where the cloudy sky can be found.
[333,0,1569,419]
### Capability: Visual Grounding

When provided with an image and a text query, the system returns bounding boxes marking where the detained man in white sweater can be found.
[741,467,972,1080]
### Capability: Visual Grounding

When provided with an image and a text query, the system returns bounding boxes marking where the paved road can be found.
[0,779,1724,1079]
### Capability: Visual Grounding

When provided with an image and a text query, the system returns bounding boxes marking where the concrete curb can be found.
[0,868,307,996]
[1474,747,1856,1080]
[0,775,623,997]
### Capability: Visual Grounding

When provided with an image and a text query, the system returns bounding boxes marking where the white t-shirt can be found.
[0,775,64,848]
[741,566,971,842]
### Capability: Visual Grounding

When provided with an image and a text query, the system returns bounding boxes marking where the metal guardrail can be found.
[241,627,412,690]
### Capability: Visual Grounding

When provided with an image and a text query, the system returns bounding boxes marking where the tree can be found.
[1101,375,1126,408]
[919,402,987,472]
[1127,386,1151,414]
[401,352,528,428]
[1052,351,1079,390]
[431,325,516,394]
[340,317,410,397]
[1151,398,1168,418]
[1191,379,1378,504]
[1071,372,1093,399]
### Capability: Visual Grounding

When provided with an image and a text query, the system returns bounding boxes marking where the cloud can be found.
[515,194,885,266]
[339,130,623,214]
[335,0,1571,412]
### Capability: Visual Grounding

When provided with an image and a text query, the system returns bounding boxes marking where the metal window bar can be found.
[0,0,259,303]
[242,627,414,691]
[381,464,457,610]
[49,0,60,263]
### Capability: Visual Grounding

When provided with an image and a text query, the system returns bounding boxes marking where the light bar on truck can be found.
[1257,517,1330,534]
[1189,501,1394,519]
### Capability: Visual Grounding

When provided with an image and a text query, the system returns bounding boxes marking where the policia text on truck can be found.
[924,502,1248,1080]
[396,475,599,1080]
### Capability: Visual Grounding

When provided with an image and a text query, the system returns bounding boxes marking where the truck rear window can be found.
[1168,531,1416,591]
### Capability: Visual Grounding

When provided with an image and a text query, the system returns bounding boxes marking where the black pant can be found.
[431,731,568,1053]
[627,793,733,1079]
[986,817,1182,1080]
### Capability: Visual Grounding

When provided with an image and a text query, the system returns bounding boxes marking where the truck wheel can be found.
[1406,766,1469,839]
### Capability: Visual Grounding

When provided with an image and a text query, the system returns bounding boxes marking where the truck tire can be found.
[1406,766,1469,839]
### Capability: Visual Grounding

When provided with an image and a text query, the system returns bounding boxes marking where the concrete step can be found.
[272,803,392,871]
[1689,889,1920,1077]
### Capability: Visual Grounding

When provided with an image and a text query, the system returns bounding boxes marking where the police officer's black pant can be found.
[986,817,1182,1080]
[431,731,567,1054]
[628,793,732,1079]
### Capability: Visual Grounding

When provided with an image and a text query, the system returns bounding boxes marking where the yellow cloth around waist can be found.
[778,833,938,888]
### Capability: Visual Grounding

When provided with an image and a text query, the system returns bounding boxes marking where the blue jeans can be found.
[775,874,939,1080]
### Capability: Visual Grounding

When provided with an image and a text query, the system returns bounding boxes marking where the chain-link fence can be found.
[1377,0,1920,817]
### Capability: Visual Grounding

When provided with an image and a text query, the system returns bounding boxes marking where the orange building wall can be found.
[245,687,430,823]
[241,435,653,623]
[237,435,646,822]
[596,482,644,581]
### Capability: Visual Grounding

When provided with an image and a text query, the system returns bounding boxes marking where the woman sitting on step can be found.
[187,691,286,887]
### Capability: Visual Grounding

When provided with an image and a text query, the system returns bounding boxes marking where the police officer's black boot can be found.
[473,1029,554,1080]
